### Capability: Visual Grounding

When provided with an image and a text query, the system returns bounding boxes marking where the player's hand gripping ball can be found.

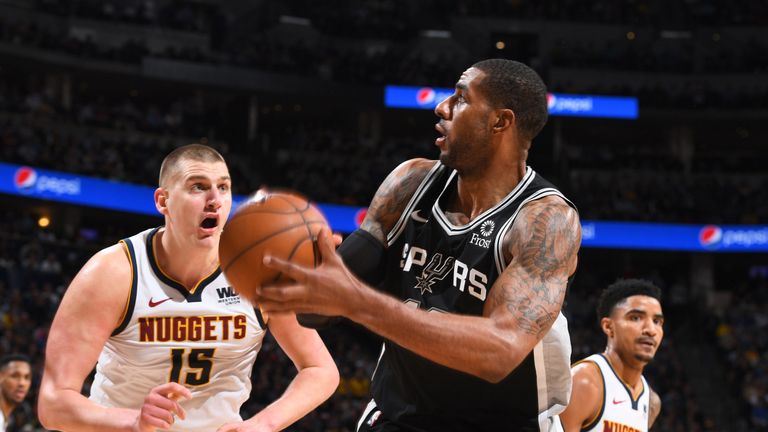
[219,190,332,328]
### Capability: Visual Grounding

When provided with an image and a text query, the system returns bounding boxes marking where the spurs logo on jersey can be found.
[371,162,577,431]
[400,243,487,300]
[414,253,454,295]
[89,227,266,432]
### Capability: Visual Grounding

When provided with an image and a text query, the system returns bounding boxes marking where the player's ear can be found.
[600,317,614,338]
[491,108,514,133]
[155,188,169,215]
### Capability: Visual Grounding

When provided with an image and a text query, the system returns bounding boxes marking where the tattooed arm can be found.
[358,158,438,243]
[260,192,580,382]
[486,197,580,339]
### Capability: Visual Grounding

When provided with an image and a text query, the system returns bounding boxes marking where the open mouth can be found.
[435,124,447,146]
[201,217,218,229]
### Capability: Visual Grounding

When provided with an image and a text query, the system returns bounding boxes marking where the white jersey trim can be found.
[386,161,444,247]
[581,354,650,432]
[432,166,535,237]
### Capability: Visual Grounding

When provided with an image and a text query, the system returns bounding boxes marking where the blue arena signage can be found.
[384,86,639,119]
[579,221,768,252]
[3,162,765,252]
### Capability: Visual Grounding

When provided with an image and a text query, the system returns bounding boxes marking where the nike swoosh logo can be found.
[612,398,627,405]
[410,210,428,223]
[148,297,172,308]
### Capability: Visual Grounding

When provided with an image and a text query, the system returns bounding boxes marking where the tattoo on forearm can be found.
[490,201,580,338]
[361,161,433,241]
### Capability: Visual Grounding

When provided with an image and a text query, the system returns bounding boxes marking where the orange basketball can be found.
[219,190,328,307]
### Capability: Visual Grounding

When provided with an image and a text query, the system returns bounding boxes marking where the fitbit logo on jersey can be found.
[13,166,81,195]
[400,243,488,301]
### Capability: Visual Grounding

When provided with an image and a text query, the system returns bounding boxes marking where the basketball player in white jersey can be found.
[558,279,664,432]
[38,144,339,432]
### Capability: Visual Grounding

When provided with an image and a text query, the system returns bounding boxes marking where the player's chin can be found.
[438,151,456,168]
[634,350,656,363]
[196,229,221,245]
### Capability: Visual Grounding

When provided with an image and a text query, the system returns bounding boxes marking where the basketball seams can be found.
[277,193,324,268]
[221,222,312,273]
[273,194,311,212]
[220,193,328,305]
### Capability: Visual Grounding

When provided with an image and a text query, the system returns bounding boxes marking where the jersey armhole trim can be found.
[580,360,605,431]
[112,239,138,336]
[255,306,268,329]
[385,161,443,246]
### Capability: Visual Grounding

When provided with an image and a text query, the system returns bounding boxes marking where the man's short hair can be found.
[596,279,662,321]
[471,58,548,142]
[158,144,226,187]
[0,354,31,371]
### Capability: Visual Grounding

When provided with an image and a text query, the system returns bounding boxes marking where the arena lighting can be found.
[38,216,50,228]
[2,162,767,253]
[384,86,639,119]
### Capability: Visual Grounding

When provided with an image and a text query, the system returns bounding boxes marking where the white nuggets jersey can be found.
[90,227,266,432]
[580,354,650,432]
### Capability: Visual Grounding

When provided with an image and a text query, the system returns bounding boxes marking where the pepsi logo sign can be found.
[547,93,557,110]
[355,208,368,227]
[12,166,81,196]
[416,88,436,106]
[14,167,38,193]
[699,225,722,248]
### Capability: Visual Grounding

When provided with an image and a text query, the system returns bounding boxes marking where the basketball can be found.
[219,190,328,310]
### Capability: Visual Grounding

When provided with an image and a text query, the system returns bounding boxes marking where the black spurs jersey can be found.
[367,162,575,432]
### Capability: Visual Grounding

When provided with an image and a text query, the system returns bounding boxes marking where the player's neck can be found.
[0,396,14,419]
[603,349,644,393]
[155,229,219,291]
[454,160,526,220]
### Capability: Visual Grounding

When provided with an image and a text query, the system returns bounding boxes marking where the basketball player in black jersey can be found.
[260,59,581,431]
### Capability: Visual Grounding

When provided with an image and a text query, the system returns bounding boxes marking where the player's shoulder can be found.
[361,159,439,242]
[519,194,578,219]
[571,359,604,393]
[75,243,133,288]
[389,158,439,182]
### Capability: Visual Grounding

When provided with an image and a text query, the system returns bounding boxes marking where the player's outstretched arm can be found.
[259,196,580,383]
[217,314,338,432]
[558,361,603,432]
[38,245,190,432]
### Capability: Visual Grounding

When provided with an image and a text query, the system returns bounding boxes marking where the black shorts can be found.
[358,404,438,432]
[357,404,411,432]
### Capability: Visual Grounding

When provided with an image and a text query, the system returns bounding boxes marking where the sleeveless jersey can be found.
[367,162,575,432]
[579,354,650,432]
[89,227,266,432]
